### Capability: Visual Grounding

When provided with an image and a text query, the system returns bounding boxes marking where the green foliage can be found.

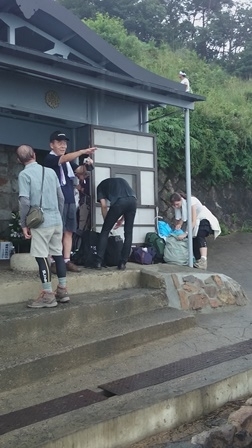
[235,41,252,79]
[8,212,24,240]
[220,222,230,235]
[241,220,252,233]
[85,13,147,61]
[85,13,252,186]
[56,0,95,19]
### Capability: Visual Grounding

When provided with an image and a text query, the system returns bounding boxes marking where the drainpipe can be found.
[184,108,193,267]
[141,105,149,133]
[93,91,99,126]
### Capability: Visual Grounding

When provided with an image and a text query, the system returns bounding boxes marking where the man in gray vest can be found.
[17,144,70,308]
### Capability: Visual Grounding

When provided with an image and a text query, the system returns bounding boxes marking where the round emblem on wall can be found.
[45,90,60,108]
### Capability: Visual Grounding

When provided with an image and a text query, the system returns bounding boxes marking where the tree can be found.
[56,0,95,19]
[235,41,252,79]
[56,0,252,68]
[85,13,147,61]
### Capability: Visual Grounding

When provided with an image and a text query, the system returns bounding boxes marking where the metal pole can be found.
[184,108,193,267]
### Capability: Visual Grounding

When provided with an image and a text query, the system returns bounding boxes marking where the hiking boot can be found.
[50,262,57,275]
[27,291,58,308]
[94,261,102,270]
[65,261,81,272]
[118,262,126,271]
[55,286,70,303]
[194,258,207,270]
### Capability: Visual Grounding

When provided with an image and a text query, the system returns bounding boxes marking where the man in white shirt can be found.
[179,71,190,92]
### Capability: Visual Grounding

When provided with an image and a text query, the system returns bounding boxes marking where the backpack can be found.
[145,232,165,262]
[163,234,189,266]
[105,235,124,267]
[71,230,100,267]
[129,246,156,265]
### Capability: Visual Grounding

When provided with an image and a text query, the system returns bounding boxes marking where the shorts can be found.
[197,219,213,238]
[63,203,77,233]
[30,225,63,258]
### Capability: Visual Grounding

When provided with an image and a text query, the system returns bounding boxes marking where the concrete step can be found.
[0,287,195,392]
[0,287,168,345]
[1,305,252,448]
[1,266,143,305]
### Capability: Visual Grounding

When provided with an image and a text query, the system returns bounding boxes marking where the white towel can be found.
[193,206,221,239]
[49,151,75,186]
[175,197,187,222]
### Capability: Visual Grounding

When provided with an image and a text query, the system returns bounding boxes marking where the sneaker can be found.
[51,262,57,275]
[65,261,81,272]
[27,291,58,308]
[194,258,207,270]
[55,286,70,303]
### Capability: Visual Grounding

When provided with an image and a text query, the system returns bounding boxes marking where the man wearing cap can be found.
[44,131,96,272]
[179,71,190,92]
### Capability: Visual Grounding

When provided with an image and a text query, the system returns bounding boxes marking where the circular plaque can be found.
[45,90,60,108]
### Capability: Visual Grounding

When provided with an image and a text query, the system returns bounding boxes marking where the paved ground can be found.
[207,232,252,297]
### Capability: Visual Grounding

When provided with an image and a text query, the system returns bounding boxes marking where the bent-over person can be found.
[95,177,137,270]
[170,192,221,270]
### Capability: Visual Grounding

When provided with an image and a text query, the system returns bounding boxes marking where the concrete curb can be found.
[2,358,252,448]
[1,269,142,305]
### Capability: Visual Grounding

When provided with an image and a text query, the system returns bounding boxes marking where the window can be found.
[111,166,140,204]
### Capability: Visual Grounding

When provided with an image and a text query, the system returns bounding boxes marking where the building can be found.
[0,0,204,242]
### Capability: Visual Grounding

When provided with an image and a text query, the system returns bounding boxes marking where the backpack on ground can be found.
[105,234,124,267]
[144,232,165,262]
[163,234,188,266]
[71,230,100,267]
[129,246,156,265]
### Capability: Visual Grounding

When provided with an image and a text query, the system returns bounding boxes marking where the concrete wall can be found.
[0,72,141,152]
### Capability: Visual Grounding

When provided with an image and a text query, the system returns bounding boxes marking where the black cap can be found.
[50,131,69,142]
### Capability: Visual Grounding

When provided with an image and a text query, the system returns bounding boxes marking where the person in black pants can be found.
[95,177,137,270]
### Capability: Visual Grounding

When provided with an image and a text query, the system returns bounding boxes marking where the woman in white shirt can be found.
[170,192,221,270]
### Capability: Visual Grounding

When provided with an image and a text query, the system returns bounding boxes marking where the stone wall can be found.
[0,145,21,238]
[158,168,252,231]
[171,273,248,311]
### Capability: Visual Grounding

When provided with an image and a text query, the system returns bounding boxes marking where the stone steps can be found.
[1,319,252,448]
[0,287,167,345]
[1,266,143,305]
[0,286,195,392]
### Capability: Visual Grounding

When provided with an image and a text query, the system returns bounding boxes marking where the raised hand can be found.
[82,147,97,155]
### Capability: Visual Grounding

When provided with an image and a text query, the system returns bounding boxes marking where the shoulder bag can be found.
[26,166,45,229]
